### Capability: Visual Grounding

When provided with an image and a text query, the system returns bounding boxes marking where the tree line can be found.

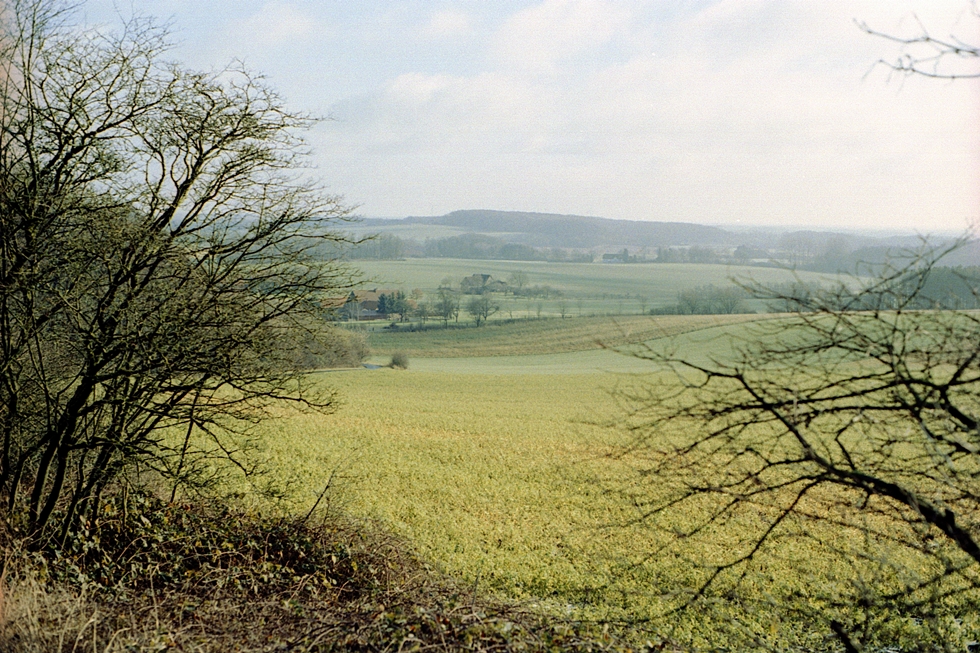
[346,233,590,262]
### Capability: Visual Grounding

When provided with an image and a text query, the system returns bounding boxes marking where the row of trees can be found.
[761,265,980,313]
[360,265,980,329]
[391,289,500,327]
[346,232,592,263]
[650,284,748,315]
[348,232,958,273]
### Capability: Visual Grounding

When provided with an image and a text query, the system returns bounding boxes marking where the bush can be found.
[0,2,357,542]
[0,492,643,652]
[650,284,748,315]
[389,351,409,369]
[293,327,369,369]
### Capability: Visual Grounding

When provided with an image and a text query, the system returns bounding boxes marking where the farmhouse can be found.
[601,249,631,263]
[459,274,509,294]
[342,289,397,320]
[460,273,491,294]
[485,279,508,292]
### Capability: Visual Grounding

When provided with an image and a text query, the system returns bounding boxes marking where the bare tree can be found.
[858,3,980,80]
[614,243,980,649]
[466,294,499,327]
[604,12,980,648]
[0,0,356,543]
[435,287,459,326]
[508,270,528,294]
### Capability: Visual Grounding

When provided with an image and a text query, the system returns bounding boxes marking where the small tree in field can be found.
[508,270,528,294]
[0,0,356,543]
[435,287,459,326]
[558,299,569,319]
[466,295,499,326]
[416,302,431,325]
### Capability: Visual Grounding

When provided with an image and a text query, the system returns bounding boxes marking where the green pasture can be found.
[246,314,978,647]
[364,313,763,358]
[367,348,651,374]
[259,375,973,647]
[362,314,771,371]
[262,369,743,638]
[352,258,838,317]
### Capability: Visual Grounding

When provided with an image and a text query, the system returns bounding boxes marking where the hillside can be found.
[373,209,737,248]
[353,210,973,269]
[366,313,763,358]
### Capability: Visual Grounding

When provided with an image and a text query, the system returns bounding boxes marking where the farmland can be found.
[350,258,838,318]
[259,350,773,644]
[254,302,980,648]
[364,312,761,358]
[5,0,976,648]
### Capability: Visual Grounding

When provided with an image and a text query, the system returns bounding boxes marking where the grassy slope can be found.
[264,371,668,612]
[354,258,837,310]
[366,313,762,358]
[265,366,925,647]
[266,313,980,647]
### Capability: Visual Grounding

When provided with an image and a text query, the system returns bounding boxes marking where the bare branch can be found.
[857,11,980,80]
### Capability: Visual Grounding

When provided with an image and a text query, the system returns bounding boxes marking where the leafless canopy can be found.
[858,4,980,80]
[615,242,980,647]
[0,0,357,543]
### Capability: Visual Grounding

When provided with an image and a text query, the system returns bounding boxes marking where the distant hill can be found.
[353,209,976,269]
[390,210,737,248]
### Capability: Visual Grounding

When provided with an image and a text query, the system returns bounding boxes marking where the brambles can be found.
[291,327,370,370]
[0,492,640,652]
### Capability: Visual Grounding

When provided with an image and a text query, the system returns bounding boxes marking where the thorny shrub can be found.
[0,491,663,652]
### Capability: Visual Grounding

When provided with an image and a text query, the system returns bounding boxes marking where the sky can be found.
[82,1,980,233]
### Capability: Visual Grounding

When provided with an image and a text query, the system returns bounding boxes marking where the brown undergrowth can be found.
[0,493,656,652]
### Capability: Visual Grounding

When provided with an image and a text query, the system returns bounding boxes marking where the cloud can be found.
[492,0,632,73]
[228,2,321,48]
[313,0,980,231]
[419,10,473,39]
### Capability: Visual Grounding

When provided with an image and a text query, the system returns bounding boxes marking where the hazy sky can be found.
[83,1,979,232]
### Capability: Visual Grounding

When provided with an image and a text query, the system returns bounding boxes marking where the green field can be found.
[351,258,838,318]
[261,363,761,644]
[253,260,972,650]
[364,313,762,358]
[243,309,980,648]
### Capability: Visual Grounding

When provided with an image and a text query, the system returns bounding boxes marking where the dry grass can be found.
[0,494,649,652]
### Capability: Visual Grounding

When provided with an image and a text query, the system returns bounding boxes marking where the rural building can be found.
[461,273,492,294]
[485,279,508,293]
[342,289,398,320]
[602,249,631,263]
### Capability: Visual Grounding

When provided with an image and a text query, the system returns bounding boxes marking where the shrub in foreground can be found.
[0,492,650,652]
